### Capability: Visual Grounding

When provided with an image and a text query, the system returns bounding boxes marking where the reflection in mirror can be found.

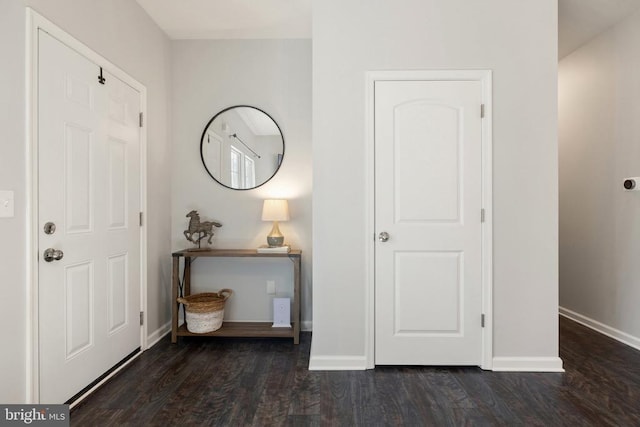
[201,106,284,190]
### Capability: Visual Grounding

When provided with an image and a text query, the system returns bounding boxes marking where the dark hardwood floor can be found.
[71,317,640,426]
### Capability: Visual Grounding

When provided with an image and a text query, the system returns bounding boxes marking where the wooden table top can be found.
[172,248,301,258]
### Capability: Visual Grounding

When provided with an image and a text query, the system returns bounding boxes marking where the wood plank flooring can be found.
[71,317,640,426]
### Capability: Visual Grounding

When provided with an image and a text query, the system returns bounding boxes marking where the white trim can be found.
[364,70,494,369]
[146,322,172,349]
[364,70,376,369]
[308,356,367,371]
[25,7,37,404]
[480,71,494,370]
[492,357,564,372]
[560,306,640,352]
[26,8,148,403]
[301,320,313,332]
[139,85,149,353]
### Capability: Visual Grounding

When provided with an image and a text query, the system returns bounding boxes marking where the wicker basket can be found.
[177,289,233,333]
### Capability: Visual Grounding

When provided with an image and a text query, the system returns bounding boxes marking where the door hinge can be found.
[481,208,485,223]
[481,314,485,328]
[139,112,143,128]
[480,104,485,118]
[98,67,106,85]
[140,311,144,326]
[139,212,143,227]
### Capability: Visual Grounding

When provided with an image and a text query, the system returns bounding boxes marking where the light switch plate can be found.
[0,191,14,218]
[272,297,291,328]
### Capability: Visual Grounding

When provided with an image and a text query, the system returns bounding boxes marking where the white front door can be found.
[374,79,484,365]
[38,30,141,403]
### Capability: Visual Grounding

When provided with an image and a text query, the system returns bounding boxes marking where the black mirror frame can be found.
[200,105,285,191]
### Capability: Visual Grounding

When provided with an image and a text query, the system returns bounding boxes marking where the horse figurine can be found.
[184,210,222,248]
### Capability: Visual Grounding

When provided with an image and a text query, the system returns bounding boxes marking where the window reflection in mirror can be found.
[201,106,284,190]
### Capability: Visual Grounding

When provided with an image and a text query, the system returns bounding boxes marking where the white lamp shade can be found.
[261,199,290,221]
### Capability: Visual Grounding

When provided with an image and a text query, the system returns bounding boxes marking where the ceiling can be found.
[136,0,640,58]
[235,107,281,136]
[135,0,311,39]
[559,0,640,58]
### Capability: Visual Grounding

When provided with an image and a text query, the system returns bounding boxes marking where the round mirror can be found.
[200,106,285,190]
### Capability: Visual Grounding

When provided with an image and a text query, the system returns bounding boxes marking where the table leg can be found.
[183,257,192,326]
[293,256,301,345]
[184,257,192,296]
[171,257,179,343]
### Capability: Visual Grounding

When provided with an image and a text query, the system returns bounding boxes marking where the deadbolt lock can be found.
[44,222,56,235]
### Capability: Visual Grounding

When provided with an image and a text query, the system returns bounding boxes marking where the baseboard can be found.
[559,306,640,352]
[308,354,550,371]
[492,357,564,372]
[146,321,171,349]
[301,320,312,332]
[308,355,367,371]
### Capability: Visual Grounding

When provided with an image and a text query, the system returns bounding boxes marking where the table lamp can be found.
[262,199,290,247]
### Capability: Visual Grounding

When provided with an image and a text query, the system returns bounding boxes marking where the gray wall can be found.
[0,0,172,403]
[311,0,560,364]
[171,40,312,327]
[559,9,640,344]
[0,0,27,404]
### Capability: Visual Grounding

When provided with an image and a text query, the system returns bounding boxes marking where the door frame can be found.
[25,8,148,403]
[364,70,493,369]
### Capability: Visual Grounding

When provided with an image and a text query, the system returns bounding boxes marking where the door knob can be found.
[43,248,64,262]
[378,232,390,242]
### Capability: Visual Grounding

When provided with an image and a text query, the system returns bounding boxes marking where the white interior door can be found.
[374,79,483,365]
[38,30,141,403]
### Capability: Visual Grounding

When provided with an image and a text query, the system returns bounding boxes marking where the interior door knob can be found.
[378,232,390,242]
[43,248,64,262]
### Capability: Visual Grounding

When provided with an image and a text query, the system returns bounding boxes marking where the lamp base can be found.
[267,236,284,247]
[267,221,285,247]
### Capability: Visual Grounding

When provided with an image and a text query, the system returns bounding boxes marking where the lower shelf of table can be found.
[174,321,297,340]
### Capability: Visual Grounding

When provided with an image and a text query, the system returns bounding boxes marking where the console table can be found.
[171,249,301,344]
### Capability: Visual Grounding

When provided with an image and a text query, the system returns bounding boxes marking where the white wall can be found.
[0,0,172,403]
[0,0,27,404]
[312,0,560,366]
[559,9,640,345]
[171,40,312,326]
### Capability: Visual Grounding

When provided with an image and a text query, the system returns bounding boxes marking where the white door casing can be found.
[37,29,142,403]
[203,130,222,179]
[367,71,493,368]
